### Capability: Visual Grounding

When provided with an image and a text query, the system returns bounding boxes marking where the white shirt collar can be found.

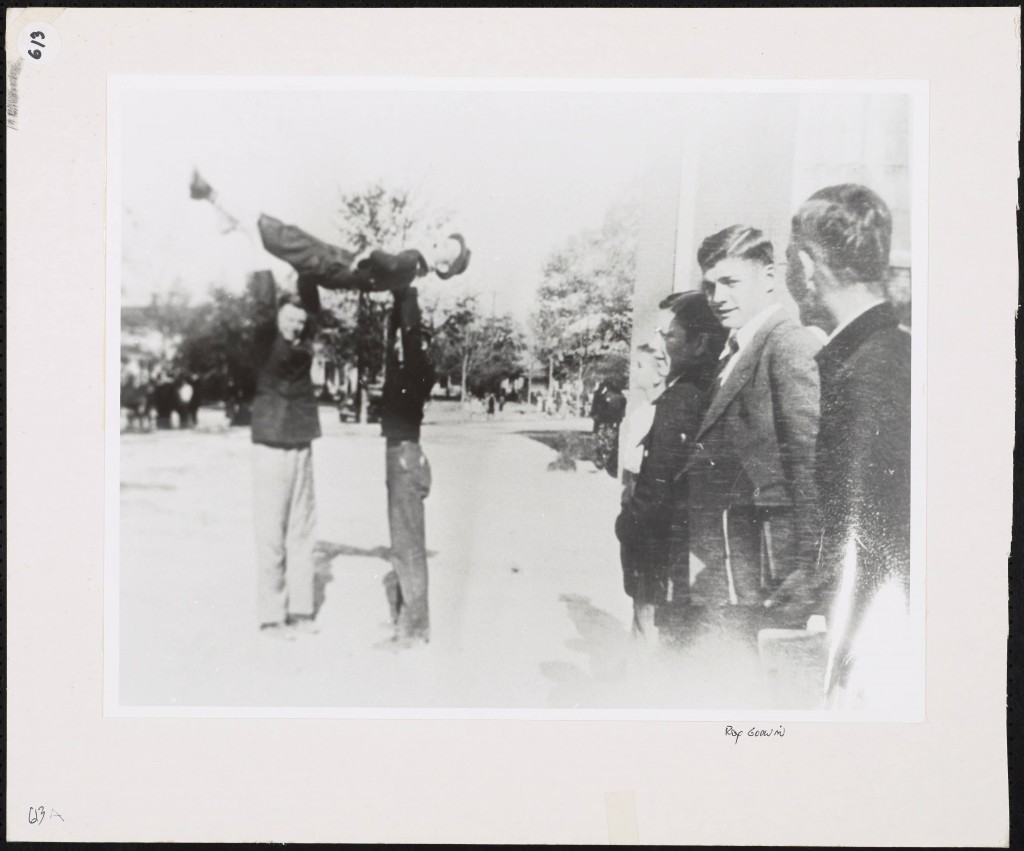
[719,303,782,360]
[825,298,887,343]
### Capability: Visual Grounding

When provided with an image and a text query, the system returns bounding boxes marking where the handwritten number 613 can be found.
[27,30,45,60]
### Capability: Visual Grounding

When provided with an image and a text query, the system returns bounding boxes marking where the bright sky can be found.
[117,87,680,318]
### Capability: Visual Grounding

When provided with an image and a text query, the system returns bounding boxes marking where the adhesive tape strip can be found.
[6,7,66,56]
[605,790,640,845]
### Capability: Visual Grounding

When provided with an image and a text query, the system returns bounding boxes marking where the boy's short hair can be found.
[659,290,725,339]
[697,225,774,271]
[657,290,729,378]
[790,183,893,286]
[277,292,308,312]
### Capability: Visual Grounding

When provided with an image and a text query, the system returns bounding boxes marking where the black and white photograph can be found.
[108,79,925,717]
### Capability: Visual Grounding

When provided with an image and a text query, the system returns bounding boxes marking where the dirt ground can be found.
[117,402,820,711]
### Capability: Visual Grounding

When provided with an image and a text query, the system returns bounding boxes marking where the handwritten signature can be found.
[725,724,786,744]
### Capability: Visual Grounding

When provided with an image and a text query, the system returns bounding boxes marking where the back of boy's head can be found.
[790,183,892,286]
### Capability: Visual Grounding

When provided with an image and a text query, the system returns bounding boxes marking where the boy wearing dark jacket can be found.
[615,291,727,644]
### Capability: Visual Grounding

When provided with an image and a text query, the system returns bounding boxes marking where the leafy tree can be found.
[173,273,274,407]
[122,284,196,355]
[530,200,638,388]
[469,313,528,396]
[320,182,450,420]
[431,294,528,398]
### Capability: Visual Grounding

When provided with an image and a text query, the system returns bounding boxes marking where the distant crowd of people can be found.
[528,385,590,419]
[120,367,201,431]
[613,184,911,708]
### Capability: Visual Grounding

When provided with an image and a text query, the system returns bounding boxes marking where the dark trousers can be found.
[692,505,797,603]
[385,441,432,640]
[688,505,799,648]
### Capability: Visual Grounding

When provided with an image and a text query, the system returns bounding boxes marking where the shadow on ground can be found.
[540,593,829,709]
[516,430,604,472]
[311,540,439,616]
[540,593,632,701]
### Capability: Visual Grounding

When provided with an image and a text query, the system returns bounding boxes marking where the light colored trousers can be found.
[252,443,316,626]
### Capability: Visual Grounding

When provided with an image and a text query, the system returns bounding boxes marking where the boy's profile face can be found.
[701,256,775,330]
[652,308,695,379]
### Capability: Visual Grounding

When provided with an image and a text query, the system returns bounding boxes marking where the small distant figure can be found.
[151,370,178,429]
[592,378,626,475]
[486,393,496,418]
[121,375,153,432]
[589,381,608,431]
[187,374,202,426]
[176,376,196,428]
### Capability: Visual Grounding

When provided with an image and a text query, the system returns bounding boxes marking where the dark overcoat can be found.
[816,302,911,690]
[616,374,708,606]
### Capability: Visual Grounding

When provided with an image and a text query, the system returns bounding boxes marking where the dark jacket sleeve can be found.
[616,383,704,544]
[249,270,280,369]
[837,336,912,571]
[766,323,822,571]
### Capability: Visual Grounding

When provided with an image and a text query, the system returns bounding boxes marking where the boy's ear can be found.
[796,250,818,294]
[692,332,714,359]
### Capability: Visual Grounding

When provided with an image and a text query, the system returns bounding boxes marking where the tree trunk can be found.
[461,352,469,406]
[357,292,368,424]
[380,292,392,384]
[577,341,586,405]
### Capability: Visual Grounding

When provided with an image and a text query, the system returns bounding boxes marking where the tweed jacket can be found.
[685,307,822,571]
